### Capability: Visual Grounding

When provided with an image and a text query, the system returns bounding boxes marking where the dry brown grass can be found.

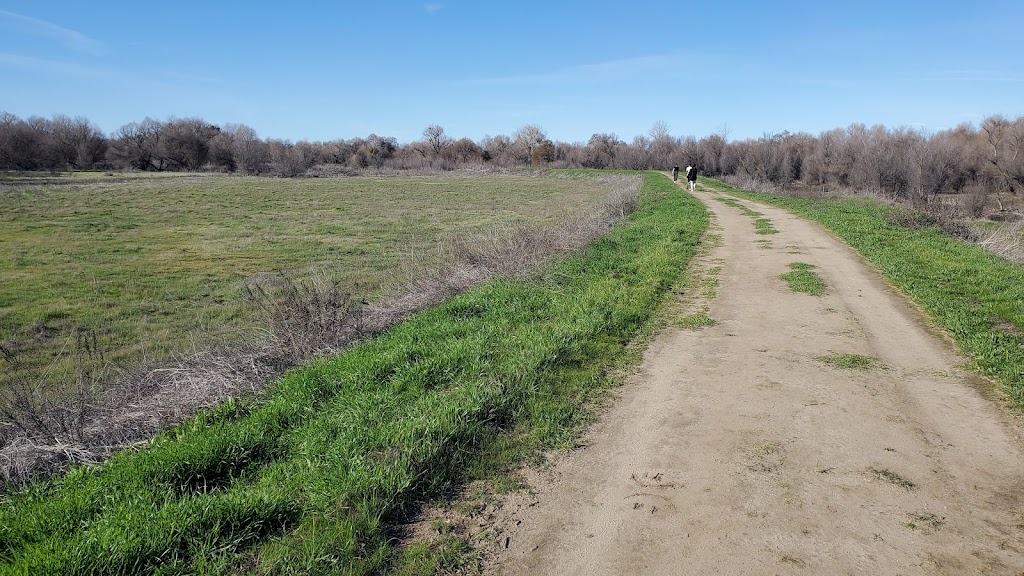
[975,220,1024,264]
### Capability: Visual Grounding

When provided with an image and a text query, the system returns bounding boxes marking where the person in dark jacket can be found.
[686,164,698,192]
[672,166,679,182]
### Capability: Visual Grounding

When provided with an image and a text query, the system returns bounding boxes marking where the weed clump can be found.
[779,262,827,296]
[886,204,976,241]
[816,353,884,370]
[870,467,916,490]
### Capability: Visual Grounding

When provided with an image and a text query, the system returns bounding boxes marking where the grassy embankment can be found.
[704,178,1024,408]
[0,172,708,574]
[0,172,619,387]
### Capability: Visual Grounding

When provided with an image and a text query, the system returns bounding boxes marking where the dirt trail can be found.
[487,184,1024,575]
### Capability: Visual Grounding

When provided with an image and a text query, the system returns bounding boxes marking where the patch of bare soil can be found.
[482,183,1024,575]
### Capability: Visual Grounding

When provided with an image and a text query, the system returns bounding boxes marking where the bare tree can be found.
[982,116,1024,204]
[648,121,677,170]
[614,135,650,170]
[229,124,268,174]
[450,138,481,164]
[648,120,670,141]
[47,115,106,170]
[267,139,313,177]
[739,132,787,183]
[0,112,44,170]
[582,133,619,168]
[697,133,727,176]
[365,134,397,170]
[806,128,844,193]
[513,125,547,165]
[423,124,452,158]
[108,118,163,171]
[207,130,237,172]
[913,131,958,205]
[160,118,219,171]
[480,134,514,166]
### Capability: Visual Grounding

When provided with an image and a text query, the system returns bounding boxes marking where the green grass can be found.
[0,172,708,575]
[705,178,1024,409]
[817,353,884,370]
[754,217,779,235]
[0,172,621,389]
[676,312,717,330]
[665,226,721,331]
[780,262,827,296]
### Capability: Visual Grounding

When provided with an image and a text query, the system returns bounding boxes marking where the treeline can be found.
[2,111,1022,210]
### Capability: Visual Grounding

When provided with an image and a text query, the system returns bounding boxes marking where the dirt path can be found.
[486,184,1024,575]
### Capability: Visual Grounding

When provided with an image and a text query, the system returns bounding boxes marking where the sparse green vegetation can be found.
[871,467,916,490]
[676,312,717,330]
[665,227,721,331]
[904,511,944,531]
[701,266,722,298]
[712,195,777,234]
[714,196,762,218]
[754,218,778,235]
[817,353,883,370]
[392,521,477,576]
[780,262,827,296]
[705,178,1024,411]
[0,172,709,574]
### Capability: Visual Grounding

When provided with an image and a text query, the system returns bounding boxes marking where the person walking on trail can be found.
[672,166,679,182]
[686,165,698,192]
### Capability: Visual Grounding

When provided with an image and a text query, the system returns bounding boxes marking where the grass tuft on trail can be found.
[705,178,1024,410]
[780,262,827,296]
[676,312,717,330]
[817,353,884,370]
[0,172,708,575]
[712,195,776,234]
[754,218,779,235]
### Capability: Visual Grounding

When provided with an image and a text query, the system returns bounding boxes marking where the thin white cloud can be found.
[916,69,1024,83]
[158,69,240,90]
[0,9,107,56]
[467,53,689,87]
[0,52,113,78]
[425,3,444,14]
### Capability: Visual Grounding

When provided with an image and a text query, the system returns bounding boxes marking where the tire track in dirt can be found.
[486,183,1024,575]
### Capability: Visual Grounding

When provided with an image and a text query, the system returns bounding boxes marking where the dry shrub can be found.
[0,175,643,490]
[722,175,784,196]
[961,184,990,218]
[1,328,107,484]
[886,203,975,241]
[974,220,1024,264]
[0,329,104,443]
[244,271,367,362]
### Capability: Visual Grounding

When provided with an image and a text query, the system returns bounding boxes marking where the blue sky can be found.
[2,0,1022,144]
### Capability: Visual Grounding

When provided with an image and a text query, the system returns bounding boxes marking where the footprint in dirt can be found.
[626,471,680,515]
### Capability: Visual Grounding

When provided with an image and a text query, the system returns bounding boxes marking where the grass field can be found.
[704,178,1024,410]
[0,172,708,574]
[0,172,622,387]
